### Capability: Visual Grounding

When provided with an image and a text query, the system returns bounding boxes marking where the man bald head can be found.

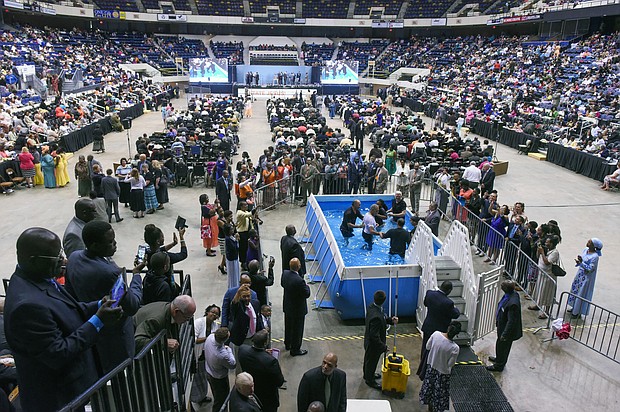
[321,352,338,376]
[289,258,301,272]
[247,260,260,274]
[74,198,97,223]
[16,227,63,279]
[307,401,325,412]
[170,295,196,325]
[240,274,252,286]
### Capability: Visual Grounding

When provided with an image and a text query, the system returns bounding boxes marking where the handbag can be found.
[551,256,566,277]
[200,224,212,240]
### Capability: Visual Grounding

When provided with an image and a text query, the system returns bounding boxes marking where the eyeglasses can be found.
[32,249,66,262]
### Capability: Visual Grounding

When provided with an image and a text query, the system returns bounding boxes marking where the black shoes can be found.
[365,380,382,390]
[374,373,381,379]
[488,356,496,363]
[486,365,504,372]
[290,349,308,357]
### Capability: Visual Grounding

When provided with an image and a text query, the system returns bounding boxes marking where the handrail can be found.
[406,220,437,331]
[438,220,477,338]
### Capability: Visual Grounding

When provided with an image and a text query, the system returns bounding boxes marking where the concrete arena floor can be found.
[1,94,619,411]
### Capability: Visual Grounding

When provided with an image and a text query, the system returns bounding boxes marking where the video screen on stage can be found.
[320,60,359,84]
[189,58,229,83]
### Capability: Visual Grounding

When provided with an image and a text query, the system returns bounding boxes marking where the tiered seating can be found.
[301,42,335,66]
[210,41,245,65]
[92,0,139,12]
[336,40,390,73]
[141,0,160,10]
[404,0,453,18]
[302,0,349,18]
[160,37,208,62]
[195,0,244,16]
[172,0,192,12]
[355,0,402,16]
[249,0,296,14]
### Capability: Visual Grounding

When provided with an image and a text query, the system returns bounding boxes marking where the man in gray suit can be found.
[65,220,143,373]
[102,169,123,223]
[134,295,196,354]
[374,160,389,194]
[63,198,98,259]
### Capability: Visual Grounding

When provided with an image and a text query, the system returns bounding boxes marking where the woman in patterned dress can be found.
[420,321,461,412]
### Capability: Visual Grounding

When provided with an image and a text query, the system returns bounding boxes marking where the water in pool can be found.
[319,200,415,267]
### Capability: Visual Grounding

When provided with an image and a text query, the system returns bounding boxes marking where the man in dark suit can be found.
[229,372,262,412]
[416,280,460,378]
[63,198,98,258]
[216,169,233,211]
[221,274,257,327]
[487,280,523,372]
[247,258,275,306]
[101,169,123,223]
[239,330,285,412]
[3,227,121,412]
[297,353,347,412]
[229,285,264,348]
[134,295,196,354]
[65,221,143,373]
[280,224,306,275]
[281,258,310,356]
[363,290,398,389]
[480,163,496,195]
[421,201,441,237]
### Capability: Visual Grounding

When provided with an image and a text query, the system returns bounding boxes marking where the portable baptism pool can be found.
[305,195,442,320]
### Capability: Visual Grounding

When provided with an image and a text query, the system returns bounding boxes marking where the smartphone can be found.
[110,268,127,309]
[136,244,147,265]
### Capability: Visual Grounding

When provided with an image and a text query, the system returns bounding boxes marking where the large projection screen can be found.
[189,58,229,83]
[320,60,359,84]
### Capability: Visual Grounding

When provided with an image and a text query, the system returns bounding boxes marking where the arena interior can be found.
[0,1,619,411]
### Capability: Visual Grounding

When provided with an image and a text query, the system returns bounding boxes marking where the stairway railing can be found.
[406,220,436,331]
[438,220,477,339]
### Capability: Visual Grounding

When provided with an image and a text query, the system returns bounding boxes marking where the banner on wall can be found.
[157,14,188,22]
[486,14,541,25]
[431,18,447,26]
[94,9,127,20]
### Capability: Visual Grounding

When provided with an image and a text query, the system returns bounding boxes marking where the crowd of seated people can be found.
[210,41,245,65]
[336,40,390,73]
[93,0,140,12]
[376,32,620,161]
[159,37,209,62]
[301,42,335,66]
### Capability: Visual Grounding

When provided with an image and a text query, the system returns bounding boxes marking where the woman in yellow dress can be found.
[32,145,44,186]
[55,148,70,187]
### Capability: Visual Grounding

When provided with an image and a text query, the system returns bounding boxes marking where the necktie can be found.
[325,375,331,408]
[247,305,255,335]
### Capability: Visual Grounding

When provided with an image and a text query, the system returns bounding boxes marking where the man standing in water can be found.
[362,204,381,251]
[340,199,364,245]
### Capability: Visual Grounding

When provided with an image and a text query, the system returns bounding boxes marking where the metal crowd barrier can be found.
[58,274,195,412]
[59,331,173,412]
[550,292,620,364]
[431,180,557,325]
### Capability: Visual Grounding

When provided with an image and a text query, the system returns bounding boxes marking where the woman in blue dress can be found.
[484,204,509,265]
[40,147,56,188]
[568,238,602,319]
